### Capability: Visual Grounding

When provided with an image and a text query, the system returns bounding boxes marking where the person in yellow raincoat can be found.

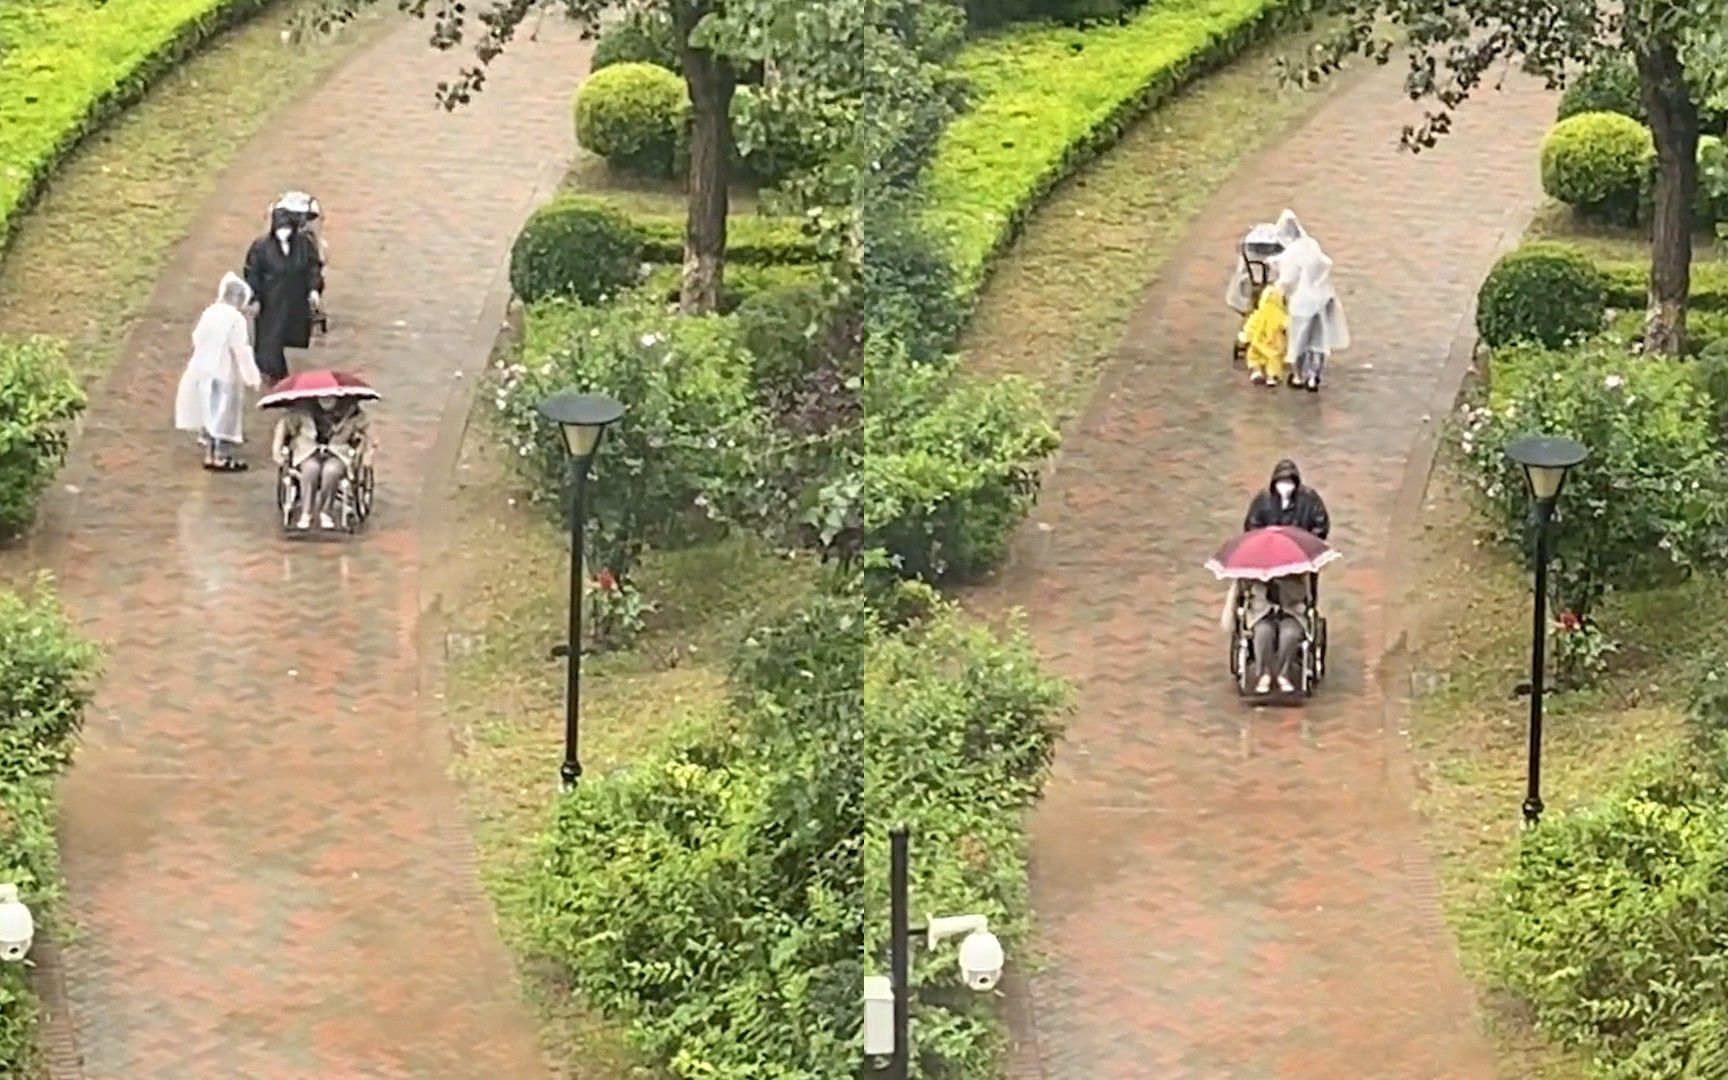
[1239,283,1288,386]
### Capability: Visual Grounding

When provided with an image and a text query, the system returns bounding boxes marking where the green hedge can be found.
[922,0,1295,298]
[634,211,822,267]
[0,578,101,1075]
[1475,243,1607,348]
[574,62,688,179]
[1600,259,1728,313]
[0,0,272,252]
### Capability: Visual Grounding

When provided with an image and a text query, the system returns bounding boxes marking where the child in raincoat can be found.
[174,271,262,470]
[1239,282,1288,386]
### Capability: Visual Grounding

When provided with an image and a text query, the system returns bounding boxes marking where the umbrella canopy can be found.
[257,370,379,409]
[1205,525,1340,581]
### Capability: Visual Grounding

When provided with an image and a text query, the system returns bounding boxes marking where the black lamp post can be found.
[887,825,912,1080]
[535,390,624,790]
[1505,434,1588,826]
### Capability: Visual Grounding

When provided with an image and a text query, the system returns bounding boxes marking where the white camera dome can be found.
[957,929,1004,991]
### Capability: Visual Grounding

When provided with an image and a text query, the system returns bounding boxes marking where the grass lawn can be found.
[958,24,1346,422]
[1405,454,1716,1080]
[0,0,384,383]
[562,152,763,219]
[435,406,821,1078]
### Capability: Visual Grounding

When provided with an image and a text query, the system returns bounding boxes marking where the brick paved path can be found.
[21,18,589,1078]
[990,67,1555,1078]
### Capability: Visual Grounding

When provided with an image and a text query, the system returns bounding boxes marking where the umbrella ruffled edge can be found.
[257,386,382,409]
[1204,547,1343,581]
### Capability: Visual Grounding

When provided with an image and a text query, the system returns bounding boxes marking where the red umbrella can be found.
[1205,526,1341,581]
[257,370,380,409]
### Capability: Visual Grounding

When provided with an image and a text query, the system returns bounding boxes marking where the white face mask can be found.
[1275,480,1296,504]
[275,227,292,243]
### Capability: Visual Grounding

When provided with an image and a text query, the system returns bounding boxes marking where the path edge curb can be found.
[1371,207,1532,1038]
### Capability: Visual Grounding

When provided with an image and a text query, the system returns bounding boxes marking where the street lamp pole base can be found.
[1521,795,1543,826]
[560,761,582,790]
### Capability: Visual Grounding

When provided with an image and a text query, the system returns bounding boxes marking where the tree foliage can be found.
[1283,0,1728,354]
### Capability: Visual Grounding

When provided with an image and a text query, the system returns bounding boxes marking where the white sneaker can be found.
[295,515,312,530]
[1255,674,1272,694]
[319,512,336,530]
[1277,675,1296,694]
[1250,371,1265,384]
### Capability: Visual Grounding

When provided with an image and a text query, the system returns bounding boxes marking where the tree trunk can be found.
[1635,39,1699,357]
[678,45,735,315]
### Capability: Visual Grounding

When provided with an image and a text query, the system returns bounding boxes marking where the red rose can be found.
[594,569,618,592]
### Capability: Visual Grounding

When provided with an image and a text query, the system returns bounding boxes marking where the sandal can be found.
[212,459,249,473]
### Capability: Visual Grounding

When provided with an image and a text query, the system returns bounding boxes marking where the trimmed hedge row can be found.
[921,0,1296,297]
[1601,259,1728,313]
[508,194,822,306]
[0,0,272,252]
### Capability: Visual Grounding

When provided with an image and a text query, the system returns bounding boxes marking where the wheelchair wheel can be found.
[1314,617,1329,684]
[357,465,375,521]
[1233,633,1253,696]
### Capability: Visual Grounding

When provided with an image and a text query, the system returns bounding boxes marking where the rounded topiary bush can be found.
[1541,111,1652,225]
[509,197,645,304]
[1557,56,1645,124]
[737,282,833,386]
[1476,243,1607,349]
[575,62,688,179]
[591,13,679,73]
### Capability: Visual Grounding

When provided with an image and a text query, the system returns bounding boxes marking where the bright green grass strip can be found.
[924,0,1291,293]
[0,0,270,249]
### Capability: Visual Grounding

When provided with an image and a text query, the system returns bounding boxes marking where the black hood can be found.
[1269,459,1302,491]
[270,207,298,233]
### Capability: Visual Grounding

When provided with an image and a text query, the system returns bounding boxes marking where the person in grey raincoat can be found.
[173,272,262,471]
[1271,209,1349,391]
[244,205,324,385]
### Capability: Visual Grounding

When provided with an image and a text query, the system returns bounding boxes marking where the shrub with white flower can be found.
[1461,338,1728,663]
[492,290,771,583]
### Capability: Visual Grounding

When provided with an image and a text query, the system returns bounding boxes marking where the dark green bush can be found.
[1556,55,1645,124]
[736,281,834,388]
[863,357,1060,583]
[495,292,768,579]
[730,86,830,188]
[0,578,100,1075]
[0,338,88,539]
[964,0,1145,30]
[507,196,645,304]
[863,210,968,363]
[574,62,689,178]
[1540,111,1652,225]
[1487,741,1728,1079]
[1475,243,1607,349]
[590,9,679,72]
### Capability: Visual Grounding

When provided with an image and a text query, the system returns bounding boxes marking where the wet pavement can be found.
[985,65,1556,1078]
[17,17,589,1079]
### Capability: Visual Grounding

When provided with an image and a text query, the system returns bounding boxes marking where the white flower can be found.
[640,333,661,348]
[1605,374,1625,390]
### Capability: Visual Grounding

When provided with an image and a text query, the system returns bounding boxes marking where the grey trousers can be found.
[1252,613,1302,681]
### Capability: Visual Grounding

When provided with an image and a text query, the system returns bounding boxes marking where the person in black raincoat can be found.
[244,206,324,385]
[1244,458,1330,539]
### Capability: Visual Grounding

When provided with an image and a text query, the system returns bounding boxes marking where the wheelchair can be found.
[1227,573,1329,698]
[278,445,374,534]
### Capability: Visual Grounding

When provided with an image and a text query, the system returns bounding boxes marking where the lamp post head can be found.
[1506,434,1588,505]
[0,884,34,963]
[536,391,624,460]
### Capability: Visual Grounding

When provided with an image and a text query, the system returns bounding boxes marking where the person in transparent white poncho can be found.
[174,272,263,471]
[1271,209,1350,391]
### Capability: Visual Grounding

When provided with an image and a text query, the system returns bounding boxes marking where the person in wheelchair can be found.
[1224,574,1311,695]
[272,395,374,531]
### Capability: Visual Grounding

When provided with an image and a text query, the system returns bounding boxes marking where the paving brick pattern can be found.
[17,18,590,1078]
[985,67,1556,1078]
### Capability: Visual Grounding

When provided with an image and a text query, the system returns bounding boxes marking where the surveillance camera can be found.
[0,884,34,964]
[957,929,1004,992]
